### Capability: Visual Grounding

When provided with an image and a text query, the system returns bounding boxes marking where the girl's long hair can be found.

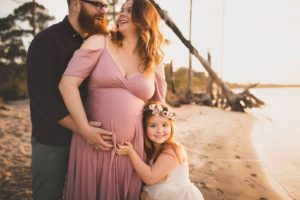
[143,102,181,163]
[111,0,164,72]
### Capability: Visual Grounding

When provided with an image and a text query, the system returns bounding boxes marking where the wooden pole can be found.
[186,0,193,98]
[170,60,176,94]
[206,51,213,102]
[112,0,116,21]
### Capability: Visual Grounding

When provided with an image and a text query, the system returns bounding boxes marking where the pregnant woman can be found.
[59,0,166,199]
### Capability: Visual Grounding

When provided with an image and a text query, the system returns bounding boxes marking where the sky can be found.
[1,0,300,84]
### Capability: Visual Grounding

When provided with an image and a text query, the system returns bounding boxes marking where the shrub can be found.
[0,64,28,100]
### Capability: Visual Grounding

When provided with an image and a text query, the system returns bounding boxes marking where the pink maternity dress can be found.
[63,47,166,200]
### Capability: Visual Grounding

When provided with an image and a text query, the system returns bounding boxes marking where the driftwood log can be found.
[150,0,264,112]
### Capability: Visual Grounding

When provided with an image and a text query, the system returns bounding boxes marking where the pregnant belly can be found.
[85,88,145,142]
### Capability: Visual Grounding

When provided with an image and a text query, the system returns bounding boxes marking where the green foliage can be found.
[0,15,25,66]
[0,64,27,100]
[165,64,208,95]
[14,2,54,35]
[0,2,54,100]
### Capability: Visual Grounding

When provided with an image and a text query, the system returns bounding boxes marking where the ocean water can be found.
[249,88,300,199]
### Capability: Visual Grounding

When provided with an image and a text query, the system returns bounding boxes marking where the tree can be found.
[0,2,54,67]
[150,0,264,112]
[0,1,54,99]
[0,15,26,66]
[107,0,123,23]
[13,1,55,37]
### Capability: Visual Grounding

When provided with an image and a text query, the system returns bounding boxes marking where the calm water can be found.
[249,88,300,199]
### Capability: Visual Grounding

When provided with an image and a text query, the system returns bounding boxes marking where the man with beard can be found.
[27,0,113,199]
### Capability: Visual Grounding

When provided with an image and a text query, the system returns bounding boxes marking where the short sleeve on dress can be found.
[151,63,167,102]
[63,49,104,78]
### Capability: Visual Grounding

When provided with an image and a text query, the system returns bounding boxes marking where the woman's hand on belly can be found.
[81,121,114,150]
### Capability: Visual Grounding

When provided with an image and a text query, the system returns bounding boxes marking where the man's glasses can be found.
[80,0,109,10]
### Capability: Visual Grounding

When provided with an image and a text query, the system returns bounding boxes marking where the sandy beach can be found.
[0,99,32,199]
[173,105,291,200]
[0,99,291,199]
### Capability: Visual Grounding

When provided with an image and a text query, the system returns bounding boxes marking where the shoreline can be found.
[250,113,299,200]
[172,104,291,200]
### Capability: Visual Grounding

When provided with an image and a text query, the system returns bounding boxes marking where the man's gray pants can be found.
[31,137,69,200]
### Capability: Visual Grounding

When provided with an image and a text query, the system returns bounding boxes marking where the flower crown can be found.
[144,103,175,121]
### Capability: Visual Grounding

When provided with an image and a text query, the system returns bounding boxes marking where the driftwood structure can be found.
[150,0,265,112]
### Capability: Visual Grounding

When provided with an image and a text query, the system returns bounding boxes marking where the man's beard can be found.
[78,7,108,36]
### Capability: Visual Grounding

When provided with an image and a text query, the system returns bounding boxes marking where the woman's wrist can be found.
[79,124,92,136]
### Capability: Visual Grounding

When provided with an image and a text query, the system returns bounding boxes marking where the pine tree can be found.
[0,2,54,99]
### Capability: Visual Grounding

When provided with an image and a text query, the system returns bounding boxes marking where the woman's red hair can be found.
[111,0,164,72]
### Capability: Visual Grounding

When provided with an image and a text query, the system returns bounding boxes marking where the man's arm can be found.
[27,34,113,150]
[57,115,78,133]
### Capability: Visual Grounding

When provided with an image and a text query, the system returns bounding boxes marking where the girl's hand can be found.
[116,141,134,156]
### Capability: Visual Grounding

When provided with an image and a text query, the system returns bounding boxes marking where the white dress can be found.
[143,161,205,200]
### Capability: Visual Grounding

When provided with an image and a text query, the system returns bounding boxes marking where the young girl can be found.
[117,102,204,200]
